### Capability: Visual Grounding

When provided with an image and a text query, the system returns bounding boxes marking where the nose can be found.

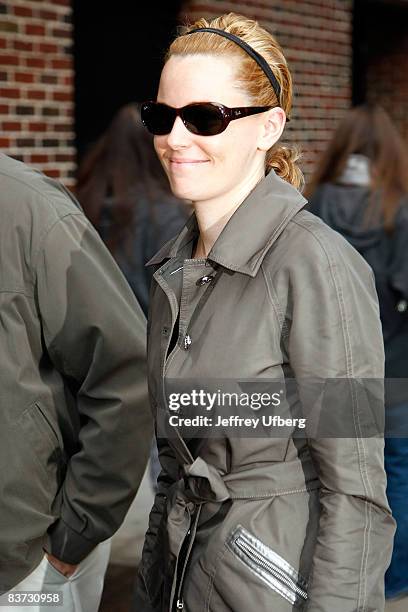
[166,115,192,148]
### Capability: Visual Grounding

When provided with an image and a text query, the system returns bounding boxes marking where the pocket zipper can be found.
[228,525,307,606]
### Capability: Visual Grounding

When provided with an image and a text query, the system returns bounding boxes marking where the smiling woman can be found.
[133,12,395,612]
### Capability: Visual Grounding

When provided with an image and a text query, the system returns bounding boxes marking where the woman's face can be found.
[154,54,279,203]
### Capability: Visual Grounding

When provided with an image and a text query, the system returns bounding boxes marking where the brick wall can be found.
[179,0,353,178]
[0,0,75,185]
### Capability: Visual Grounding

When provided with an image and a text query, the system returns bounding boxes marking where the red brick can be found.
[25,57,45,69]
[15,72,35,83]
[0,87,19,98]
[38,10,58,21]
[52,28,71,39]
[2,121,21,131]
[25,24,45,37]
[53,91,72,102]
[30,154,48,164]
[0,54,19,66]
[13,6,33,18]
[0,38,7,49]
[29,121,48,132]
[38,43,58,54]
[13,40,33,52]
[45,168,61,179]
[51,58,71,70]
[0,137,11,147]
[56,153,75,162]
[0,103,9,113]
[27,89,46,100]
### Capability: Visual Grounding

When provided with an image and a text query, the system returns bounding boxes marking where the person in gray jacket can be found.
[133,12,396,612]
[0,153,152,611]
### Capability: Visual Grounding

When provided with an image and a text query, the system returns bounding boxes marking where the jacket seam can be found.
[230,486,317,499]
[32,211,84,272]
[0,289,34,299]
[0,169,77,217]
[261,264,290,340]
[291,219,373,609]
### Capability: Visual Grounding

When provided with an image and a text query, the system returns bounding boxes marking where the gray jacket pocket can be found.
[227,525,308,607]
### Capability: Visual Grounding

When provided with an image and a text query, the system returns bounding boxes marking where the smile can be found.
[169,159,209,165]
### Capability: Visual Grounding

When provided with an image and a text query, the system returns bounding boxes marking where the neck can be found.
[193,165,265,258]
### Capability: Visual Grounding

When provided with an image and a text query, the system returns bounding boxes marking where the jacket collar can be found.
[147,170,307,277]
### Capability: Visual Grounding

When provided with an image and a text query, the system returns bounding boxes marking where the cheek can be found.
[153,136,167,155]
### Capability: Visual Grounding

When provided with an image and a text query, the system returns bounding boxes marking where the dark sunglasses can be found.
[141,101,273,136]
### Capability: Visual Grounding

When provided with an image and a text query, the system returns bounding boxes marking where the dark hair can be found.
[306,104,408,232]
[76,103,174,251]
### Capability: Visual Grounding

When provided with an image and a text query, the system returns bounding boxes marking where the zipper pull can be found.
[176,598,184,609]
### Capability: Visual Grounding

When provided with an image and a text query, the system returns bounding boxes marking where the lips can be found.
[169,159,209,164]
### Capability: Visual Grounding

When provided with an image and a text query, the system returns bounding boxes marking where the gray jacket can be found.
[0,154,152,594]
[134,170,395,611]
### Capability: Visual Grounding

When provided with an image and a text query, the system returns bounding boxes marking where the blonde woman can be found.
[134,13,395,611]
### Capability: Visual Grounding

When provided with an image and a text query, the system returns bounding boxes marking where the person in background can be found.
[0,153,152,612]
[77,103,189,317]
[307,103,408,612]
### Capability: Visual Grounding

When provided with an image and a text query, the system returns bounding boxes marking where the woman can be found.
[307,104,408,611]
[134,13,395,612]
[77,103,189,316]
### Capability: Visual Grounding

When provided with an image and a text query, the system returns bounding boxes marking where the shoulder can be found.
[0,154,83,226]
[268,208,370,275]
[261,208,376,316]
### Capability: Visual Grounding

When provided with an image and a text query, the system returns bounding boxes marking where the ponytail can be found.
[266,144,304,191]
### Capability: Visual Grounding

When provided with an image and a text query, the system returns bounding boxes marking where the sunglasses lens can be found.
[183,104,225,136]
[141,103,175,135]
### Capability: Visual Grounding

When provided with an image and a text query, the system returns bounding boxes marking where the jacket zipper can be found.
[234,537,307,601]
[228,526,308,605]
[174,506,201,610]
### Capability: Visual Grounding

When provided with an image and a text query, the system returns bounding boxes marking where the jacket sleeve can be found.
[35,212,153,564]
[285,222,396,611]
[133,433,179,611]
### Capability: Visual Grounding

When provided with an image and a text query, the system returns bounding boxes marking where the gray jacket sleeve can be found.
[35,212,153,564]
[285,225,396,611]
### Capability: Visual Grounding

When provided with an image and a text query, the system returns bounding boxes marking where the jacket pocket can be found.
[226,525,308,607]
[17,400,65,482]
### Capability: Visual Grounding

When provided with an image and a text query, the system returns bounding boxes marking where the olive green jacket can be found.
[135,170,395,611]
[0,154,152,594]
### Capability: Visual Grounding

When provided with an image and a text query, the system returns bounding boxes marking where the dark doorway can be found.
[353,0,408,104]
[73,1,184,160]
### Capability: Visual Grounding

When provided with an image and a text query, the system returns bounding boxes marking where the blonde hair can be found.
[166,12,303,190]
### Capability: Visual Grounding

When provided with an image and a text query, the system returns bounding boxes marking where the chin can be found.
[169,181,201,202]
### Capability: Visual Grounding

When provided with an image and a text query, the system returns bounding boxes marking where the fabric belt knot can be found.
[166,456,230,558]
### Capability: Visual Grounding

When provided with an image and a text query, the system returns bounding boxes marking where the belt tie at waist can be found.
[166,455,320,558]
[166,456,230,558]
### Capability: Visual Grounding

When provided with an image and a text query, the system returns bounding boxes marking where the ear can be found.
[257,107,286,152]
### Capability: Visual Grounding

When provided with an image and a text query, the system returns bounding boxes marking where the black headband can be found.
[186,27,282,104]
